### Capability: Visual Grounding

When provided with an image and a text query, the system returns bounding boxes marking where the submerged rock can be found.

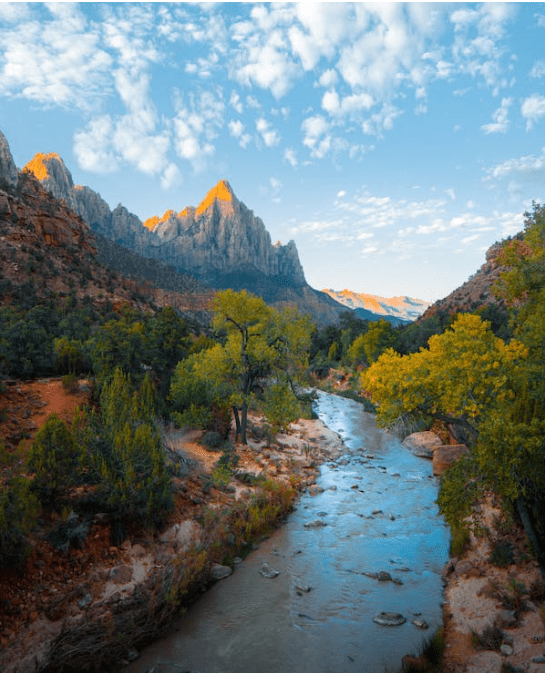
[304,519,327,528]
[211,563,232,581]
[373,612,407,626]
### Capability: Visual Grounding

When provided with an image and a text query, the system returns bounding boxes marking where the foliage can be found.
[261,382,301,434]
[27,414,83,506]
[96,368,173,530]
[171,290,311,444]
[361,313,526,442]
[437,455,487,535]
[0,474,39,569]
[489,540,515,567]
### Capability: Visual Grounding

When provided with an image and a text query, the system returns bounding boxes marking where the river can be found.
[127,391,450,673]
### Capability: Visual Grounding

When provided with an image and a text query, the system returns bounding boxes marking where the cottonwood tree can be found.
[361,312,526,443]
[170,290,311,444]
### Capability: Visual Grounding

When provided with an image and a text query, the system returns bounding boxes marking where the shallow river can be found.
[127,391,450,673]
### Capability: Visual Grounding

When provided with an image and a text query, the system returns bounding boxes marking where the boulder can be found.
[402,431,442,458]
[433,444,470,476]
[210,563,232,581]
[373,612,406,626]
[109,565,133,584]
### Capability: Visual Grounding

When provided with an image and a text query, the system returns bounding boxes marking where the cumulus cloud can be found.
[485,148,545,180]
[256,117,280,148]
[228,120,251,148]
[301,114,332,158]
[521,94,545,131]
[481,97,512,134]
[0,4,112,109]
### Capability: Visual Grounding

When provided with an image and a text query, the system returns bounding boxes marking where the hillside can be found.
[419,240,507,321]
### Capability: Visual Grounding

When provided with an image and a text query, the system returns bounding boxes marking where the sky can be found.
[0,2,544,302]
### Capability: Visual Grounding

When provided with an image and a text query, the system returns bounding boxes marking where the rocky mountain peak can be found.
[24,152,78,212]
[195,179,235,217]
[0,129,19,187]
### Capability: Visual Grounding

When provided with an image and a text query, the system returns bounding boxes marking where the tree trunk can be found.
[240,399,248,445]
[232,406,241,443]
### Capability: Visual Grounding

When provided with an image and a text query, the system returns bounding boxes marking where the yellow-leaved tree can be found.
[361,313,527,443]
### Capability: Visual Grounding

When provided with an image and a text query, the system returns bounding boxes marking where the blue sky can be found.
[1,2,544,301]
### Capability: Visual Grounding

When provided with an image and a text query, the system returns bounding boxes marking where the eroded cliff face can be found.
[0,130,19,188]
[24,155,307,291]
[146,180,307,287]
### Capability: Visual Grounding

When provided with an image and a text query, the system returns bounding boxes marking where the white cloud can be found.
[485,148,545,180]
[521,94,545,131]
[256,117,280,148]
[318,69,339,88]
[322,89,373,117]
[0,4,112,109]
[481,97,512,134]
[228,120,251,148]
[301,114,332,158]
[229,91,243,113]
[530,60,545,78]
[73,116,119,173]
[161,162,182,190]
[284,147,298,167]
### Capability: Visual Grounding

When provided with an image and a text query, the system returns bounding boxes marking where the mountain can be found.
[24,153,346,325]
[418,241,507,321]
[322,288,430,324]
[0,130,214,324]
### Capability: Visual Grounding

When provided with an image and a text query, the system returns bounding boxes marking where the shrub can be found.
[0,475,39,569]
[489,540,515,567]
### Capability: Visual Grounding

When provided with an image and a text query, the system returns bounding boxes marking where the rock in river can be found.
[373,612,407,626]
[259,562,280,579]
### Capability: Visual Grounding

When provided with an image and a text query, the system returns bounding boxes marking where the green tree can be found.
[97,369,172,531]
[0,474,39,569]
[27,414,83,506]
[171,290,311,444]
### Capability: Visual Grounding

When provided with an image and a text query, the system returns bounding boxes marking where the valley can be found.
[1,124,545,673]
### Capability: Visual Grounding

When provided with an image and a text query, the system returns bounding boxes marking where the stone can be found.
[433,444,471,476]
[304,519,327,528]
[412,618,429,629]
[532,656,545,663]
[466,651,502,673]
[499,644,513,656]
[402,431,442,458]
[210,563,232,581]
[78,593,92,609]
[308,484,324,496]
[497,609,517,627]
[295,583,311,594]
[373,612,406,626]
[377,571,392,582]
[259,562,279,579]
[109,565,133,584]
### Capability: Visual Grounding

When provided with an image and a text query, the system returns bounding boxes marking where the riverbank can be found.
[0,407,347,673]
[440,496,545,673]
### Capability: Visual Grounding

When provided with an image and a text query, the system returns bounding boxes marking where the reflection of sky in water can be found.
[129,391,450,673]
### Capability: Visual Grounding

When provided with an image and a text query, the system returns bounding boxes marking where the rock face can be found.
[25,152,345,324]
[0,129,19,187]
[402,431,443,459]
[323,288,430,323]
[433,444,470,476]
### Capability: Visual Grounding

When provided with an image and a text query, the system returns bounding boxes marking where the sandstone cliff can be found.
[323,288,430,323]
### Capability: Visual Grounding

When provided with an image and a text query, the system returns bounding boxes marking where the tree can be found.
[97,368,173,532]
[171,290,311,444]
[27,414,83,506]
[361,313,526,442]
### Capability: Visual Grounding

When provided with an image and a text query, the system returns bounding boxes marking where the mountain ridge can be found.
[322,288,430,322]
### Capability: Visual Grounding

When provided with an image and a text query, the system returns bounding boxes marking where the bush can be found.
[489,540,515,567]
[0,475,39,569]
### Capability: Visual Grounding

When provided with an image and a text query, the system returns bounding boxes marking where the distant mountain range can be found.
[322,289,430,324]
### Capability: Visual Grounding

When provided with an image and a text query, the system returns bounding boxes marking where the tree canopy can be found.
[170,290,311,444]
